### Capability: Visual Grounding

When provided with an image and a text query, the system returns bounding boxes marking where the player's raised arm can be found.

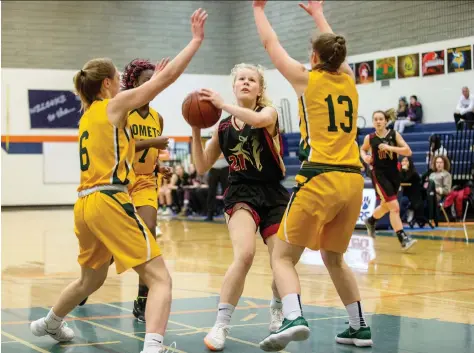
[107,9,208,127]
[252,1,308,96]
[301,1,355,81]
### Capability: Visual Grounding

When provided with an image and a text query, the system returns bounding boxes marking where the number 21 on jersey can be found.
[229,154,247,171]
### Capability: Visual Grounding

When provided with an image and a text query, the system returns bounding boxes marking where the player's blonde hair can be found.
[73,58,116,111]
[231,63,272,107]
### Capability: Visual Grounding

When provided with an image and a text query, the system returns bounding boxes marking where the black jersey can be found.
[369,129,399,174]
[217,106,285,185]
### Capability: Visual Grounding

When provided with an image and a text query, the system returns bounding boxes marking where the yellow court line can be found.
[241,313,258,322]
[101,302,291,353]
[177,329,207,337]
[0,331,50,353]
[295,275,474,307]
[60,340,121,347]
[40,308,187,353]
[244,300,258,308]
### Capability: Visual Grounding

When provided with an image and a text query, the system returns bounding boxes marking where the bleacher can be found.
[281,122,473,186]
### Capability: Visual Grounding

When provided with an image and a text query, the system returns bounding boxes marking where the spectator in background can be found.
[399,156,425,227]
[180,164,209,216]
[387,97,408,129]
[426,134,447,165]
[394,95,422,133]
[429,156,452,200]
[158,169,173,216]
[169,164,190,213]
[425,155,452,226]
[443,179,472,222]
[205,136,229,221]
[454,86,474,130]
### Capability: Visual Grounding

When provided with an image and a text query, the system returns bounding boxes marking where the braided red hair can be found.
[121,59,155,90]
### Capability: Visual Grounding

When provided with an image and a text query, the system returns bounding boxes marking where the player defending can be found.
[122,58,173,322]
[253,0,372,350]
[29,9,207,353]
[360,109,417,250]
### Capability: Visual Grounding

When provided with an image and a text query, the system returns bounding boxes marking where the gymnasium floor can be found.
[1,208,473,353]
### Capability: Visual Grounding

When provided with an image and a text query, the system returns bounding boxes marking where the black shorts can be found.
[371,169,400,202]
[223,182,290,242]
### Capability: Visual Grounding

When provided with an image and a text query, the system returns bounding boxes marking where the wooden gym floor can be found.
[1,207,474,353]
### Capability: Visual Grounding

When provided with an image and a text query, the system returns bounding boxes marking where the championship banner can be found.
[355,61,374,84]
[447,45,472,73]
[397,53,420,79]
[376,57,396,80]
[422,50,445,76]
[28,90,81,128]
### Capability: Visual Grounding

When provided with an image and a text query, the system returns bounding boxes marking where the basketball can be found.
[182,91,222,128]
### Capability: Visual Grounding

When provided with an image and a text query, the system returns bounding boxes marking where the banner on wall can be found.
[356,188,376,226]
[422,50,445,76]
[28,90,81,128]
[397,53,420,78]
[447,45,472,73]
[375,57,396,80]
[355,61,374,84]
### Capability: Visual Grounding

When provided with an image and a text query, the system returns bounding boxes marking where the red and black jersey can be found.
[217,106,285,185]
[369,129,399,175]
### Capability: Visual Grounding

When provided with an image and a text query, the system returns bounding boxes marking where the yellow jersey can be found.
[77,99,135,192]
[298,70,362,169]
[129,108,163,175]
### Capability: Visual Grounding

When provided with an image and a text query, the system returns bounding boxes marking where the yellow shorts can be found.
[129,174,158,209]
[74,189,161,274]
[277,166,364,253]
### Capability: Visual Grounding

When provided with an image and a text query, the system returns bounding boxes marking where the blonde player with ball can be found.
[188,62,289,351]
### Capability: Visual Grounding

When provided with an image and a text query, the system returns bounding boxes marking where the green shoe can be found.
[336,326,373,347]
[259,317,310,352]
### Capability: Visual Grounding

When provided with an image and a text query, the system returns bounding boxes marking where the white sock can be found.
[215,303,235,325]
[345,301,367,330]
[270,296,282,309]
[143,333,164,352]
[44,309,63,330]
[282,294,302,320]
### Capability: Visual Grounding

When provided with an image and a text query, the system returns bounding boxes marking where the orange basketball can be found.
[182,91,222,128]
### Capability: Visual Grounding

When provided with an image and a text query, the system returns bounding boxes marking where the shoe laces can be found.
[213,323,230,336]
[159,341,177,353]
[270,308,284,321]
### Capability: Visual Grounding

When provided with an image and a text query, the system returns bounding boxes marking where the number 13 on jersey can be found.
[325,94,353,133]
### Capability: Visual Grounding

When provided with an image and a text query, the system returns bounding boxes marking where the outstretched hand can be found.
[199,88,224,109]
[298,0,324,16]
[154,57,170,74]
[253,0,268,9]
[191,8,208,41]
[153,136,169,150]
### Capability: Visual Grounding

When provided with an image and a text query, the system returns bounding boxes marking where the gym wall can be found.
[1,1,474,206]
